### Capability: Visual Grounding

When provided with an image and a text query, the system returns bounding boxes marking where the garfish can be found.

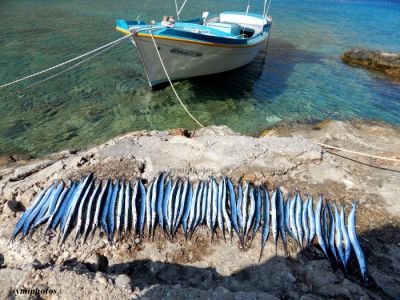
[106,179,119,242]
[74,180,94,241]
[99,180,113,236]
[251,187,261,243]
[211,179,218,241]
[289,193,298,244]
[206,178,213,234]
[307,195,316,245]
[187,181,199,239]
[60,174,93,244]
[348,202,368,283]
[200,181,208,225]
[167,180,179,236]
[115,181,125,241]
[138,180,146,238]
[221,178,232,242]
[131,181,139,235]
[277,188,286,252]
[326,201,338,262]
[241,182,249,238]
[270,188,278,254]
[90,180,107,237]
[226,178,239,240]
[33,182,64,227]
[217,179,225,241]
[11,184,50,241]
[151,174,161,238]
[284,193,294,239]
[181,181,192,239]
[340,205,351,268]
[172,180,183,235]
[244,186,255,242]
[51,183,77,232]
[30,183,57,231]
[45,182,71,233]
[60,179,84,235]
[315,195,329,258]
[295,192,304,248]
[173,179,188,235]
[157,173,167,231]
[162,177,172,230]
[83,181,100,242]
[334,201,346,271]
[123,181,131,237]
[146,180,154,238]
[236,182,243,240]
[193,180,204,235]
[302,196,309,246]
[259,187,270,261]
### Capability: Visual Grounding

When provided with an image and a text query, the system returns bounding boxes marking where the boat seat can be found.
[206,22,241,36]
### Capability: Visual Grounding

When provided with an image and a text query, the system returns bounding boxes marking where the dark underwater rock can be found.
[342,48,400,80]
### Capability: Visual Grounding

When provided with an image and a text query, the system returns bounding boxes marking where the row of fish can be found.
[11,173,368,281]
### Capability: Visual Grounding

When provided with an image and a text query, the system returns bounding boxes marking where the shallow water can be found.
[0,0,399,157]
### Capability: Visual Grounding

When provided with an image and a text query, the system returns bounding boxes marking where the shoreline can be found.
[0,119,399,299]
[2,117,400,161]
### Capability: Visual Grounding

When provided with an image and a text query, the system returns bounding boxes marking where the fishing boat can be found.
[116,1,273,88]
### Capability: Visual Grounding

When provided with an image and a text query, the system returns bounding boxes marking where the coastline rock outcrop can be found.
[342,48,400,80]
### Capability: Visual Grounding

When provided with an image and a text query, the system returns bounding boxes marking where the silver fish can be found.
[302,196,309,246]
[270,188,278,254]
[334,201,346,269]
[131,181,139,235]
[295,192,303,248]
[245,186,255,242]
[259,187,270,261]
[348,202,368,282]
[315,195,329,258]
[221,178,231,240]
[289,193,298,244]
[124,181,131,237]
[340,205,351,268]
[82,181,100,242]
[307,195,316,245]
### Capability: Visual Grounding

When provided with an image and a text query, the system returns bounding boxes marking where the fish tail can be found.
[259,243,265,262]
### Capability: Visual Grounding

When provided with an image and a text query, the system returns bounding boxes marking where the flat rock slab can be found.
[10,160,54,182]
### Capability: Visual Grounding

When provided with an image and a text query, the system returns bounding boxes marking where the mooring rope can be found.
[148,30,205,128]
[0,33,133,90]
[5,40,121,98]
[315,140,400,163]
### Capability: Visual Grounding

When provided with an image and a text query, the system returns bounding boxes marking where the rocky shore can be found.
[343,48,400,81]
[1,120,400,299]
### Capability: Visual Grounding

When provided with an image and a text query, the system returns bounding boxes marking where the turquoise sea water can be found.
[0,0,399,157]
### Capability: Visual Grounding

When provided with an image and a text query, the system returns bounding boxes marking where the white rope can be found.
[6,39,122,98]
[178,0,189,16]
[174,0,180,20]
[263,0,268,18]
[148,30,205,128]
[315,140,400,163]
[266,0,272,16]
[0,34,133,90]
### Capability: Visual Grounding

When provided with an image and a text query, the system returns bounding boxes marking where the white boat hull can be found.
[132,33,269,87]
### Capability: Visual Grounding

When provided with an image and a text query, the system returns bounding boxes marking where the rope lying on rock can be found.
[10,173,368,282]
[315,140,400,163]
